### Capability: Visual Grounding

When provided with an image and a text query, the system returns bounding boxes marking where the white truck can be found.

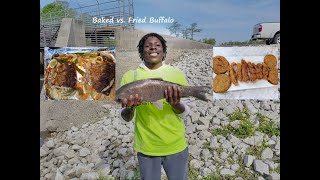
[251,22,280,45]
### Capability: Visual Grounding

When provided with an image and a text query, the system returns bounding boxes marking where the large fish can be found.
[116,78,211,103]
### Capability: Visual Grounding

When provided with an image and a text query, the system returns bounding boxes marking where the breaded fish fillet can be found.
[262,62,269,80]
[236,63,242,82]
[213,56,230,74]
[248,62,257,82]
[241,59,250,82]
[268,67,279,85]
[229,62,238,86]
[264,54,277,68]
[255,63,263,79]
[213,74,231,93]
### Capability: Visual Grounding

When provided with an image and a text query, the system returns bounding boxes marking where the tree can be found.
[40,1,76,23]
[167,21,182,37]
[187,23,202,40]
[202,38,216,46]
[181,26,190,39]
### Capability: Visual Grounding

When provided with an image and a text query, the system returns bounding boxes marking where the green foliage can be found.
[256,112,280,137]
[211,108,255,139]
[211,128,229,137]
[167,21,182,37]
[40,2,77,23]
[181,26,191,39]
[99,175,115,180]
[229,108,250,121]
[231,120,255,139]
[246,140,271,159]
[201,173,223,180]
[220,40,265,46]
[275,165,280,173]
[201,38,216,46]
[188,166,199,180]
[187,23,202,40]
[234,165,259,180]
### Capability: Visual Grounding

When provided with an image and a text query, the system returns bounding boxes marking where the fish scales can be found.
[116,79,211,102]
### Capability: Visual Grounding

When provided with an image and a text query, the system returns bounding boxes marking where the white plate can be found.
[212,46,280,99]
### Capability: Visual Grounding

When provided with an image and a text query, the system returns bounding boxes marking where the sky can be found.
[40,0,280,45]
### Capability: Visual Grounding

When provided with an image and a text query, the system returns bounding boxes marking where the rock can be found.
[220,168,235,176]
[210,136,219,148]
[212,118,220,125]
[54,169,64,180]
[45,140,55,148]
[80,172,99,180]
[244,155,255,167]
[199,130,211,140]
[253,159,269,175]
[230,120,241,129]
[231,164,240,171]
[79,148,91,157]
[71,126,79,132]
[267,173,280,180]
[261,148,273,160]
[40,148,48,157]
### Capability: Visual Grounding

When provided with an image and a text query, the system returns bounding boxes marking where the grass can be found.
[234,157,259,180]
[255,113,280,137]
[211,119,255,139]
[274,165,280,173]
[245,140,272,159]
[229,108,250,122]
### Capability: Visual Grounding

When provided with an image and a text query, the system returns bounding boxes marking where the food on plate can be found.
[255,63,263,79]
[213,55,230,74]
[241,59,250,82]
[229,63,238,86]
[264,54,277,68]
[267,67,279,85]
[248,62,257,82]
[45,50,116,100]
[236,63,242,82]
[213,74,231,93]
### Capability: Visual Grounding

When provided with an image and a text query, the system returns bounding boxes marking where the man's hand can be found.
[121,94,143,108]
[165,86,185,113]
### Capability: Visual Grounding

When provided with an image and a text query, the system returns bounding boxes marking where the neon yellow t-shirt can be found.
[120,63,188,156]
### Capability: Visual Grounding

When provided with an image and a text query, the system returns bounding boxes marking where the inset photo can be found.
[44,47,116,100]
[212,46,279,99]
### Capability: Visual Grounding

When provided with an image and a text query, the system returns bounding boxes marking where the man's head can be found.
[137,33,167,64]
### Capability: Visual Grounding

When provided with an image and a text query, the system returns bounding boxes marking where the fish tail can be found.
[183,86,211,101]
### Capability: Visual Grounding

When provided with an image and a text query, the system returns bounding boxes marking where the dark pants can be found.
[137,147,189,180]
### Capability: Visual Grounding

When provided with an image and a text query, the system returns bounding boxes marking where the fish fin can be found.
[152,100,163,110]
[188,86,212,101]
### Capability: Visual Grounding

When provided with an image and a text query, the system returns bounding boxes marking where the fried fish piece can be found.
[268,67,279,85]
[248,62,257,82]
[213,55,230,74]
[241,59,250,82]
[255,63,263,79]
[236,63,242,82]
[213,74,231,93]
[262,62,269,80]
[229,62,239,86]
[264,54,277,68]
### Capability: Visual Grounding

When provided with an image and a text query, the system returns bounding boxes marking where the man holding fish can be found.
[118,33,194,180]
